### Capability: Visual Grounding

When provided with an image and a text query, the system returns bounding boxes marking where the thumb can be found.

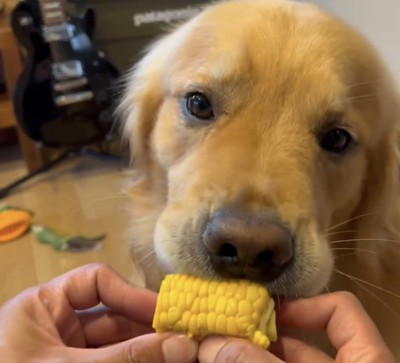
[199,337,284,363]
[79,333,198,363]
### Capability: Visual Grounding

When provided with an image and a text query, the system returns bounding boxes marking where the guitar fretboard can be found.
[38,0,67,26]
[37,0,76,64]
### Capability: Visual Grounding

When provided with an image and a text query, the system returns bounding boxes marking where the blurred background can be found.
[0,0,398,304]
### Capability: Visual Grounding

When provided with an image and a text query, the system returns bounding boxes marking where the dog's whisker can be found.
[292,285,302,300]
[334,269,400,322]
[67,194,127,216]
[142,257,160,272]
[137,257,156,269]
[345,79,381,89]
[325,212,376,232]
[348,94,374,101]
[79,194,127,206]
[143,256,158,267]
[89,194,126,202]
[334,252,359,258]
[330,238,400,245]
[137,250,157,265]
[334,269,400,299]
[331,247,377,255]
[324,229,359,237]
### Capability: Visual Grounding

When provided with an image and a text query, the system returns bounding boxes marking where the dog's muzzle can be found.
[203,209,294,283]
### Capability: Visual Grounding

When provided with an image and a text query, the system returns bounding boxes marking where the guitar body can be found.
[11,0,119,146]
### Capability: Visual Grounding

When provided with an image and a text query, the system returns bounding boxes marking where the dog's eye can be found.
[320,128,352,153]
[184,93,214,121]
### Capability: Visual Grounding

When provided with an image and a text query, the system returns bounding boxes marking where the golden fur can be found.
[119,0,400,358]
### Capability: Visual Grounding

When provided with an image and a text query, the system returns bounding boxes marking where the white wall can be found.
[303,0,400,86]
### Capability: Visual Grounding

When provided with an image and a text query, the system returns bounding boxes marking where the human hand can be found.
[198,291,395,363]
[0,263,198,363]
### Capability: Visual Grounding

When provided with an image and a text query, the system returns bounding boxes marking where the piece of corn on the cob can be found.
[152,274,277,349]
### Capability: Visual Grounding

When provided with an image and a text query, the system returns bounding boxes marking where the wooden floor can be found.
[0,145,136,304]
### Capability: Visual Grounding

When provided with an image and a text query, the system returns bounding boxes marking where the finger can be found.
[76,333,198,363]
[270,336,333,363]
[78,307,154,347]
[48,263,157,325]
[277,292,388,351]
[199,336,284,363]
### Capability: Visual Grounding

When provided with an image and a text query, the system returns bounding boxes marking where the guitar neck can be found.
[38,0,68,26]
[38,0,76,64]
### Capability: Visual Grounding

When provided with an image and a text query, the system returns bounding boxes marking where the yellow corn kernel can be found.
[185,291,195,307]
[225,283,237,297]
[197,312,207,334]
[235,284,247,300]
[238,299,253,315]
[208,280,218,294]
[215,295,228,314]
[152,274,277,349]
[188,314,198,337]
[200,297,208,312]
[192,297,200,314]
[216,314,227,332]
[181,311,191,328]
[170,290,179,306]
[208,294,218,311]
[207,311,217,332]
[227,316,239,336]
[225,298,238,315]
[168,306,180,325]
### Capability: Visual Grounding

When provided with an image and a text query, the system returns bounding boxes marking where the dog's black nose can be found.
[203,210,293,282]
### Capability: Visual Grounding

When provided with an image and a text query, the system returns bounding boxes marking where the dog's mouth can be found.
[207,255,294,284]
[155,206,333,297]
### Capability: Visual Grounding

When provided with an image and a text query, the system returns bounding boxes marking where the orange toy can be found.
[0,209,32,243]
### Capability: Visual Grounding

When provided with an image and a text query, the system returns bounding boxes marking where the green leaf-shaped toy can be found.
[32,225,105,252]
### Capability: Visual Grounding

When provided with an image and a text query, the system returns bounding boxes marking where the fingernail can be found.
[198,337,227,363]
[162,335,198,363]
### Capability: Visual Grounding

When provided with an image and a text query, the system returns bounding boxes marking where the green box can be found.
[71,0,210,71]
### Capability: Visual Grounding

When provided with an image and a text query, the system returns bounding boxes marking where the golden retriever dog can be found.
[119,0,400,358]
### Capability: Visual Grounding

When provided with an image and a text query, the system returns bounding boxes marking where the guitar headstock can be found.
[0,2,5,17]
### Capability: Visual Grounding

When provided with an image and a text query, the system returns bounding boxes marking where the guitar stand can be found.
[0,147,119,199]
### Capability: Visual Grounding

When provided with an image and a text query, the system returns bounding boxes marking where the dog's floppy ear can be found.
[117,22,201,290]
[116,41,169,289]
[118,43,165,179]
[118,18,199,180]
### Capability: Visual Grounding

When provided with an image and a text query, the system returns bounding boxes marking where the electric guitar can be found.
[10,0,120,146]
